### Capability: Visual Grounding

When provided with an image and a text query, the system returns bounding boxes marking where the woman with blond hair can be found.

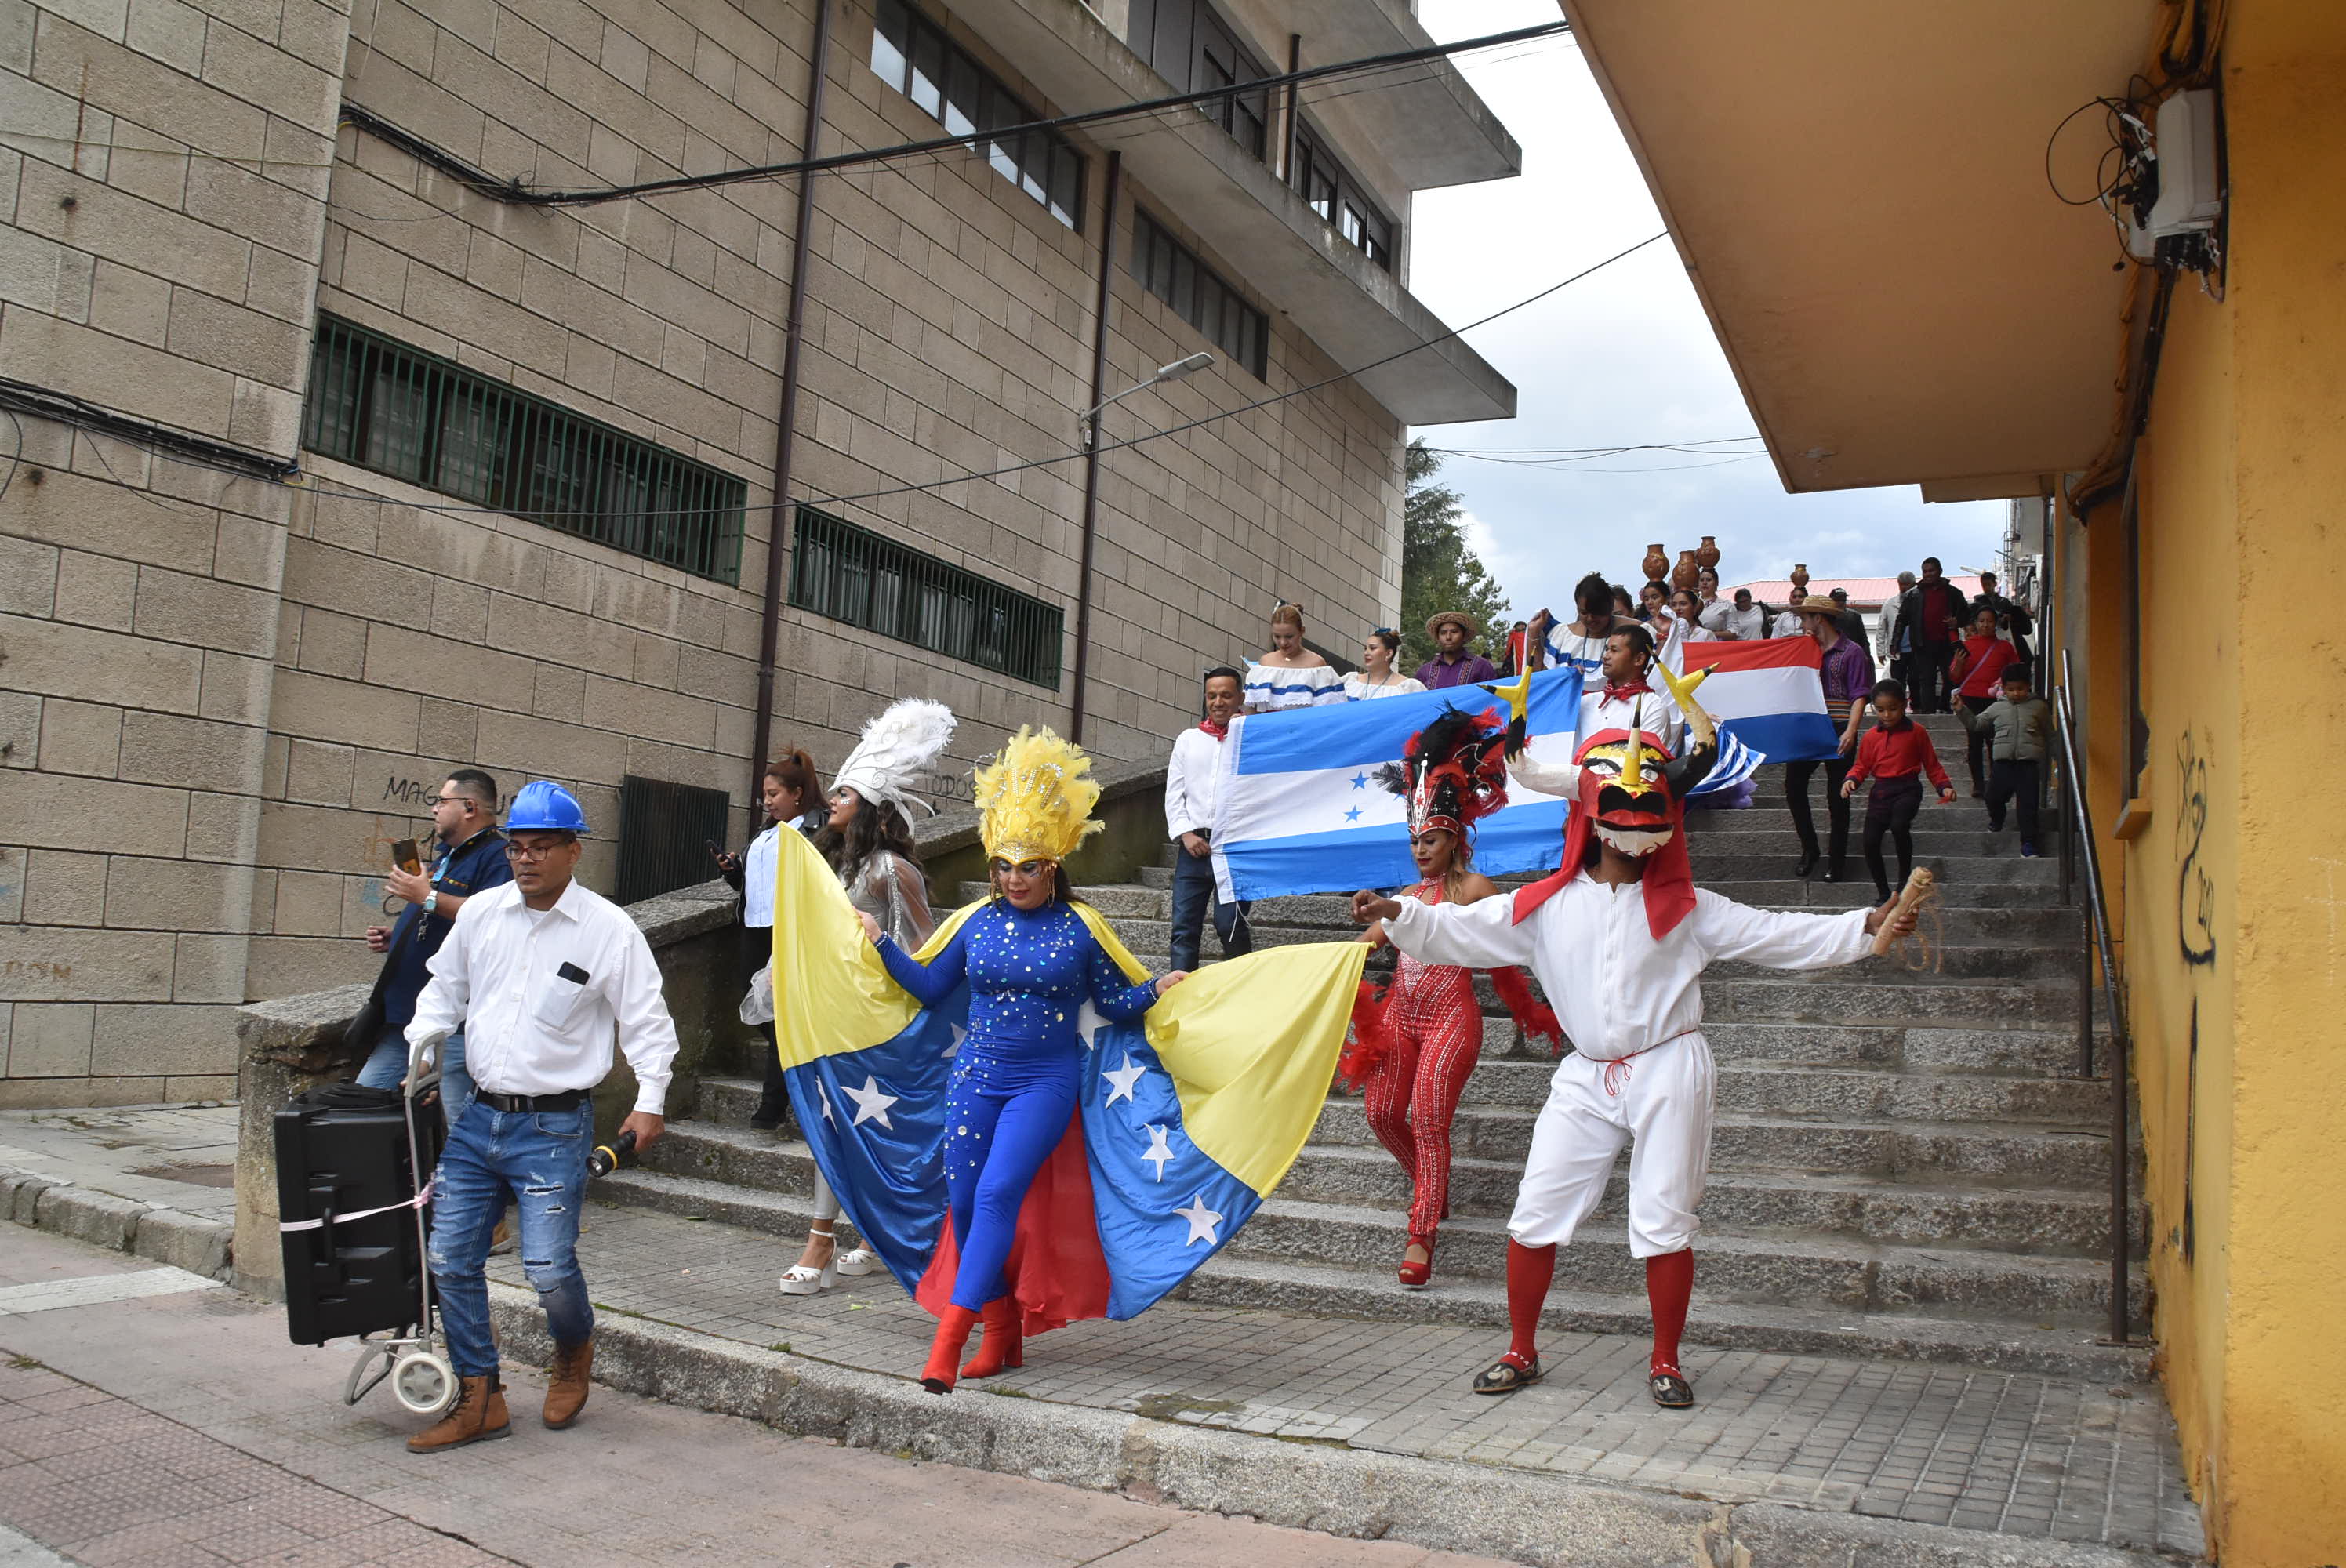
[1244,603,1343,713]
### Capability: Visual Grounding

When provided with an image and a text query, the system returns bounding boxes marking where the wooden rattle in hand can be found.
[1870,867,1936,956]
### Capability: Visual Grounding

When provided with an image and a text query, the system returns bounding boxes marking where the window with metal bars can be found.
[614,775,733,906]
[300,314,748,584]
[1130,207,1267,379]
[870,0,1085,230]
[788,506,1063,689]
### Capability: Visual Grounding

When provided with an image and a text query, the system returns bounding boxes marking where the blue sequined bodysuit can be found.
[877,901,1159,1308]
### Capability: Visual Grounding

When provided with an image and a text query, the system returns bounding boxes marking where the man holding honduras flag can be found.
[767,723,1366,1396]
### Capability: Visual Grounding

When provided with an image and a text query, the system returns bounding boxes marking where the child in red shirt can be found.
[1841,680,1956,902]
[1948,608,2017,795]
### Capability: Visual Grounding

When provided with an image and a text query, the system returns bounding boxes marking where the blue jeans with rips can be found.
[426,1095,595,1377]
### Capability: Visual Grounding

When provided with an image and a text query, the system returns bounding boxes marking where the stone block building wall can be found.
[2,0,1442,1103]
[2,0,348,1104]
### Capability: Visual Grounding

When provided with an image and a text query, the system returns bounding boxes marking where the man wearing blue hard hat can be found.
[403,779,679,1453]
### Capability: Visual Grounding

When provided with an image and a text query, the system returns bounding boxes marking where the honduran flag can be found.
[1211,668,1585,903]
[1666,636,1839,764]
[764,826,1365,1329]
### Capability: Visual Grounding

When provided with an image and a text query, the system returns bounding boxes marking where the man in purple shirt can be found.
[1416,612,1498,689]
[1785,596,1876,882]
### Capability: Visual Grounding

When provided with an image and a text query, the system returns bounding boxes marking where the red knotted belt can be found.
[1595,1028,1702,1096]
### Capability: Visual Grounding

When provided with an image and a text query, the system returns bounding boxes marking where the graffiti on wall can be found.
[2174,730,2217,967]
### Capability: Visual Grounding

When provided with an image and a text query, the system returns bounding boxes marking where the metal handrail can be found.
[2051,648,2134,1345]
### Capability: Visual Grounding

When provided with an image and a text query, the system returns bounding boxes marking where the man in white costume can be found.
[1352,670,1916,1407]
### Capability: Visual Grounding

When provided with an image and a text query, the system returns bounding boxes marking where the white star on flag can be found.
[1101,1051,1147,1106]
[1140,1124,1174,1181]
[817,1083,834,1125]
[943,1022,967,1057]
[1075,1001,1106,1050]
[1173,1193,1224,1247]
[840,1074,899,1130]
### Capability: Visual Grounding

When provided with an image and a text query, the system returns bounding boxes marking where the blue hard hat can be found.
[505,779,589,833]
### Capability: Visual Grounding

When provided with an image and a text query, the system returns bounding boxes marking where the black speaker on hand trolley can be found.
[273,1083,442,1345]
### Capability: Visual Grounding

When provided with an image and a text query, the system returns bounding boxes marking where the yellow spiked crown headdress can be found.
[974,726,1104,865]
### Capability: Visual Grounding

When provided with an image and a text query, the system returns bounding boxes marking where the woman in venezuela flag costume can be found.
[764,726,1368,1393]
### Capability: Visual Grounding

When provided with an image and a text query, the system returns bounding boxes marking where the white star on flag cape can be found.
[1075,1001,1106,1050]
[1101,1051,1147,1106]
[1140,1124,1174,1181]
[841,1074,898,1130]
[1173,1193,1224,1247]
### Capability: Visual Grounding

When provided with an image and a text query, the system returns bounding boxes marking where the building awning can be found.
[950,0,1518,426]
[1560,0,2155,495]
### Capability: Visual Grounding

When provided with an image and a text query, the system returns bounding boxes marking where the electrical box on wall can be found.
[2127,89,2222,265]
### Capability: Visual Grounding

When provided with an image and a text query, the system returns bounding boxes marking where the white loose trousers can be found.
[1509,1032,1714,1257]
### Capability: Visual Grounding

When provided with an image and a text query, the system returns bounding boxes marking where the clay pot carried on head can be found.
[1643,544,1669,584]
[1790,563,1810,594]
[1696,535,1721,573]
[1671,550,1700,592]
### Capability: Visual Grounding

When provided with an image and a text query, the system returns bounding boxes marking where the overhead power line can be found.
[340,19,1572,209]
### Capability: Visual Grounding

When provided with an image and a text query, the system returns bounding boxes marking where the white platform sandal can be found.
[835,1247,883,1276]
[780,1224,840,1296]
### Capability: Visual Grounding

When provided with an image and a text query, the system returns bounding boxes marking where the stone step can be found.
[1016,887,2088,946]
[1222,1200,2147,1328]
[1178,1256,2150,1385]
[1273,1144,2144,1258]
[1309,1099,2112,1189]
[1106,919,2079,981]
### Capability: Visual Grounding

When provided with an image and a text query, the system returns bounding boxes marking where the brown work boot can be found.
[406,1375,509,1453]
[543,1338,594,1429]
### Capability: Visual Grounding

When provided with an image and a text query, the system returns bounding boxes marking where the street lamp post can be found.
[1079,352,1215,451]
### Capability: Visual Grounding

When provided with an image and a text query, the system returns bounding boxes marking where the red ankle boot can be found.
[921,1306,980,1393]
[961,1298,1025,1379]
[1398,1230,1436,1289]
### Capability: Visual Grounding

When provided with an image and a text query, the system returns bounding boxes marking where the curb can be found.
[482,1287,2188,1568]
[0,1165,234,1279]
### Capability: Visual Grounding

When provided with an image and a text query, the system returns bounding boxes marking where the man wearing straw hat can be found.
[1415,612,1497,690]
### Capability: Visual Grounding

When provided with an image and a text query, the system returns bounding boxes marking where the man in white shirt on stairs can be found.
[1164,667,1252,973]
[403,779,679,1454]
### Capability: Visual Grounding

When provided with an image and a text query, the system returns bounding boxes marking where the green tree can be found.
[1397,438,1512,671]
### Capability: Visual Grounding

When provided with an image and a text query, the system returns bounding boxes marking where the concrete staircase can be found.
[604,713,2146,1384]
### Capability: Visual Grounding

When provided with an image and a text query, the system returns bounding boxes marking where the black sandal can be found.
[1648,1365,1694,1409]
[1471,1352,1543,1396]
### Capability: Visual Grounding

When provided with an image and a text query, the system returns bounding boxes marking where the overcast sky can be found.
[1396,2,2006,616]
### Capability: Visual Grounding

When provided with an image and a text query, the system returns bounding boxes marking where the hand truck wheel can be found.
[390,1348,459,1417]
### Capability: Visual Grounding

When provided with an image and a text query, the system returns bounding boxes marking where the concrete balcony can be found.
[955,0,1519,426]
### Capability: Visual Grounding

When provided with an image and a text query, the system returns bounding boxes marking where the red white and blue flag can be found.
[1666,636,1839,764]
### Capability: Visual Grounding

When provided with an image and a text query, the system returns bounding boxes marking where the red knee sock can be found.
[1646,1249,1694,1374]
[1505,1240,1556,1363]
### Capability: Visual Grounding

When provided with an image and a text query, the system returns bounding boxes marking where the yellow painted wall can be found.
[2108,3,2346,1559]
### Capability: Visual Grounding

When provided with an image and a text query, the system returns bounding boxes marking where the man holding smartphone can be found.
[354,768,510,1107]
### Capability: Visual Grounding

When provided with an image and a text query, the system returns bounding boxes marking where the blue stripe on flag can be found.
[1719,710,1839,764]
[1231,669,1582,775]
[1217,800,1573,902]
[1687,730,1764,796]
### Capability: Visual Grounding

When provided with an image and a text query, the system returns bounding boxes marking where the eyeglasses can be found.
[431,794,476,808]
[505,840,573,862]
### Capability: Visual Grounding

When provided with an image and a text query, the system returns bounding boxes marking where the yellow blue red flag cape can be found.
[768,826,1366,1327]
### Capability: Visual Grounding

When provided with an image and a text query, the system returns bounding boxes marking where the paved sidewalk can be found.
[0,1226,1513,1568]
[498,1200,2201,1559]
[0,1104,240,1227]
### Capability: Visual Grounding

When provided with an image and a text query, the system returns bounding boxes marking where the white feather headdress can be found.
[831,699,957,822]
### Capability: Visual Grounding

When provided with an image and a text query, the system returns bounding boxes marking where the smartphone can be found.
[706,838,726,862]
[391,838,423,875]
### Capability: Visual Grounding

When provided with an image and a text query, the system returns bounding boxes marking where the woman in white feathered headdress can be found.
[775,697,957,1297]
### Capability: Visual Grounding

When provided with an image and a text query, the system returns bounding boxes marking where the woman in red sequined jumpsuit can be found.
[1346,707,1560,1290]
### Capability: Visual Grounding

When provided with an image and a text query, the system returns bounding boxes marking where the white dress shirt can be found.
[1164,726,1228,840]
[1384,875,1870,1061]
[1702,601,1767,641]
[741,822,780,928]
[1579,685,1684,756]
[409,880,680,1114]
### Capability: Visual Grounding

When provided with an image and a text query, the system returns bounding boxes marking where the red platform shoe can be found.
[1399,1230,1437,1289]
[921,1305,979,1393]
[961,1298,1025,1380]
